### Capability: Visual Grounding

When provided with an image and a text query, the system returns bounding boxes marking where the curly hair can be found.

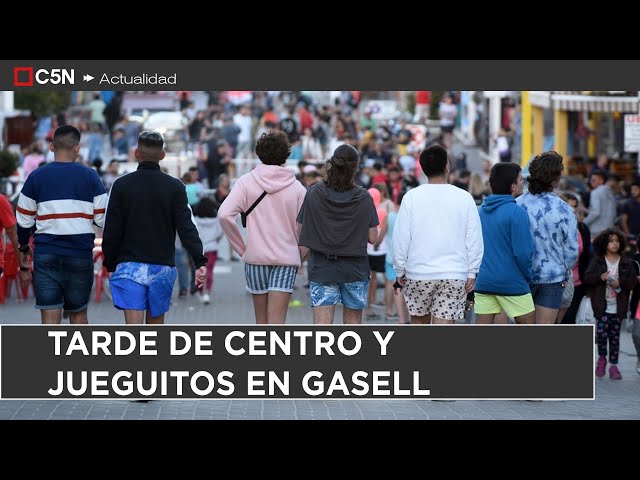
[592,228,626,257]
[325,144,360,192]
[527,151,563,195]
[255,131,291,166]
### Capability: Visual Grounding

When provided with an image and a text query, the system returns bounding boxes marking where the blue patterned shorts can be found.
[110,262,177,317]
[309,280,370,310]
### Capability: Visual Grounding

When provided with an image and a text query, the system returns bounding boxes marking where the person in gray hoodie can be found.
[584,170,616,238]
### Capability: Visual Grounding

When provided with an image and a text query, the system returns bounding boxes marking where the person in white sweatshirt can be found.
[194,197,223,305]
[393,144,484,324]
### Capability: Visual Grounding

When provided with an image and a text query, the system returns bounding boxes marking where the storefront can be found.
[524,91,639,175]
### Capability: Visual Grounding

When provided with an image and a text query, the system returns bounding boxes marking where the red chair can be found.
[0,244,24,304]
[93,250,110,303]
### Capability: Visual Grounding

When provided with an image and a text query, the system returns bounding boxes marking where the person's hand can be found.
[465,278,475,293]
[394,276,407,295]
[19,269,32,288]
[18,249,33,265]
[601,272,610,282]
[610,279,620,289]
[195,266,207,289]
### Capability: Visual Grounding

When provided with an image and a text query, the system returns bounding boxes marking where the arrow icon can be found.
[83,74,94,82]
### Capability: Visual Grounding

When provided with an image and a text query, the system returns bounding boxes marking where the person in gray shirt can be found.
[584,171,616,237]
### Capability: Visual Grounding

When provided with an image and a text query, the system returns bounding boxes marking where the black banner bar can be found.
[1,60,639,90]
[0,325,594,400]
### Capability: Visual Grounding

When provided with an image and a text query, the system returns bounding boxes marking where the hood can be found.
[250,163,296,194]
[481,194,515,213]
[315,182,371,206]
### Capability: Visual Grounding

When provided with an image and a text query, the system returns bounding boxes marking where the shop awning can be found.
[529,91,551,109]
[551,92,639,113]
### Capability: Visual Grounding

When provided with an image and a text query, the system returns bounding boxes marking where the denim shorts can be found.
[530,282,565,309]
[33,253,94,312]
[309,279,370,310]
[110,262,177,318]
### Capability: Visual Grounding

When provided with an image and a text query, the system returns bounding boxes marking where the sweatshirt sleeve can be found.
[16,175,37,246]
[562,214,579,275]
[91,170,108,228]
[217,179,247,257]
[102,180,123,272]
[465,196,484,278]
[393,193,412,278]
[584,257,604,285]
[174,183,207,269]
[296,185,306,246]
[511,208,534,284]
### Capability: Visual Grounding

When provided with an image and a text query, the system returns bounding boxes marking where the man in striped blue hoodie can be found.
[16,126,107,324]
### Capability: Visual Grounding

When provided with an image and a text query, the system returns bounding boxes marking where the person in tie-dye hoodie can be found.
[517,151,578,324]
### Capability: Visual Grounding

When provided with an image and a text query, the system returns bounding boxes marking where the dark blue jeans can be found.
[33,253,93,312]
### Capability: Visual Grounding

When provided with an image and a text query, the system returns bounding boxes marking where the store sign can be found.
[624,114,640,152]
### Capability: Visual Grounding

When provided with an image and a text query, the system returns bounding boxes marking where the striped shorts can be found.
[244,263,298,295]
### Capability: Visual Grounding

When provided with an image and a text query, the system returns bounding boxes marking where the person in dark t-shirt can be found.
[297,144,379,324]
[621,182,640,242]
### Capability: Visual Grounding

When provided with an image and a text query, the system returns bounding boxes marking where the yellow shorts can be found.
[474,293,535,318]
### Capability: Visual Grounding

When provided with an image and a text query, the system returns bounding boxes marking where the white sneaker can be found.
[201,292,210,305]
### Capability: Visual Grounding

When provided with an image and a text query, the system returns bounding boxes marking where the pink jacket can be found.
[218,164,307,267]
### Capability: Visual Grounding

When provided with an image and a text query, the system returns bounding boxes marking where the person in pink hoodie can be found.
[218,131,307,324]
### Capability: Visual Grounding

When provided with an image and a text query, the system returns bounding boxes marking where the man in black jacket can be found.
[103,130,207,324]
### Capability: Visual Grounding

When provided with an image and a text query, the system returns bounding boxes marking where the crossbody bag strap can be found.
[245,191,268,217]
[241,191,268,227]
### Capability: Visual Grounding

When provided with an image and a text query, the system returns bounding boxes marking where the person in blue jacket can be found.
[475,162,535,324]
